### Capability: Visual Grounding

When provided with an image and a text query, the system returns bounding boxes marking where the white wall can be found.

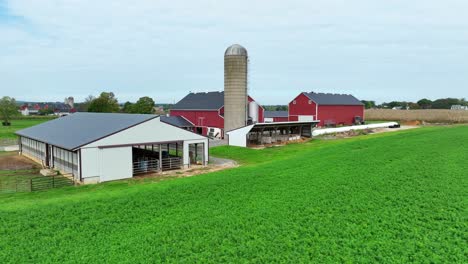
[80,148,100,183]
[312,122,398,136]
[83,117,206,148]
[99,147,132,182]
[226,125,254,147]
[298,115,315,121]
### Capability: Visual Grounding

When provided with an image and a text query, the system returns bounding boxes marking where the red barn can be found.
[170,91,264,138]
[289,92,364,127]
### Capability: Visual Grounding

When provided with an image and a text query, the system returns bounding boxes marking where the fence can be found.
[133,159,159,175]
[0,176,74,194]
[161,157,182,171]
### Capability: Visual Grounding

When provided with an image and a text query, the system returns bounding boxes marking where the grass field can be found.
[0,126,467,262]
[0,118,53,139]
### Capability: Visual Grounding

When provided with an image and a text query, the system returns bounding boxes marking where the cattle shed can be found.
[16,113,208,184]
[289,92,364,127]
[226,121,319,148]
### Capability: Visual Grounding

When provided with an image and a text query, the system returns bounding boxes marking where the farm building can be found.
[289,92,364,126]
[16,113,208,184]
[226,121,319,148]
[170,91,264,138]
[264,111,289,123]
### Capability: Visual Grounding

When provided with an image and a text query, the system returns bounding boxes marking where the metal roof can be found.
[264,111,289,118]
[16,112,157,150]
[160,116,194,128]
[225,44,248,56]
[172,91,225,110]
[303,92,363,106]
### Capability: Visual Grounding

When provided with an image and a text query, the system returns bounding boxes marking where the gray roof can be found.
[160,116,194,128]
[225,44,248,56]
[264,111,289,118]
[16,112,157,150]
[172,91,225,110]
[303,92,363,106]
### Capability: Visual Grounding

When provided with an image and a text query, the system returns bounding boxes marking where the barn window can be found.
[293,100,296,105]
[308,100,312,104]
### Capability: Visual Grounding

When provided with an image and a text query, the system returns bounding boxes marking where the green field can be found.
[0,126,466,262]
[0,118,53,139]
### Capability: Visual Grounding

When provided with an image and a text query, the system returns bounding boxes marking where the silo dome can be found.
[225,44,248,56]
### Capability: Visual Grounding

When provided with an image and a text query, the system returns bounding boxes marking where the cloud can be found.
[1,0,468,103]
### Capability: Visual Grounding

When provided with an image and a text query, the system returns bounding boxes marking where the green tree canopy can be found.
[87,92,119,113]
[431,98,461,109]
[0,96,18,123]
[361,100,376,109]
[417,98,433,109]
[123,96,155,114]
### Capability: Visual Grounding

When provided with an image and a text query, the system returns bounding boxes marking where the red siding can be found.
[273,117,289,122]
[288,92,364,126]
[317,105,364,126]
[170,109,224,130]
[288,93,317,119]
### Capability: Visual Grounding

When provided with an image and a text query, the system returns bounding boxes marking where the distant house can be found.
[19,102,75,116]
[288,92,364,126]
[170,91,264,138]
[16,113,208,184]
[451,105,468,110]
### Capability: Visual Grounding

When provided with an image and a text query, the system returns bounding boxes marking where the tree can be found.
[75,95,95,112]
[431,98,460,109]
[87,92,119,113]
[361,100,376,109]
[122,101,134,113]
[0,96,18,125]
[123,97,155,114]
[417,98,432,109]
[408,102,420,109]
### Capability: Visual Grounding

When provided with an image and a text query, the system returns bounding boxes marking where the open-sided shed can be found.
[226,121,319,148]
[16,113,208,183]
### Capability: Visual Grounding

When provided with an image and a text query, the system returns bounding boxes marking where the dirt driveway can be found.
[0,152,38,170]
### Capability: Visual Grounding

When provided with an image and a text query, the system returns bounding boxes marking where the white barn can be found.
[16,113,208,184]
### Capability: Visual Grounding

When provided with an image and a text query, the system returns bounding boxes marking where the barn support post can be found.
[158,144,162,171]
[195,143,198,162]
[176,143,178,156]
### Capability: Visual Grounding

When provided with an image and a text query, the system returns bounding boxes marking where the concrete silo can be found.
[224,44,248,133]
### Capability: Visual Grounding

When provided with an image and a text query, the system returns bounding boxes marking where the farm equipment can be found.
[354,116,365,125]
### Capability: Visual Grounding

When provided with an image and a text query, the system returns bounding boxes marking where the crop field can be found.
[0,118,52,140]
[365,109,468,123]
[0,126,467,262]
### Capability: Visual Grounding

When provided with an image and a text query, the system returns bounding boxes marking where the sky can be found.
[0,0,467,104]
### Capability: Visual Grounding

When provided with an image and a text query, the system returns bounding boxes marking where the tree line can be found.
[76,92,156,114]
[361,98,468,109]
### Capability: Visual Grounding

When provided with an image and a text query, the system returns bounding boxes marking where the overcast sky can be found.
[1,0,467,104]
